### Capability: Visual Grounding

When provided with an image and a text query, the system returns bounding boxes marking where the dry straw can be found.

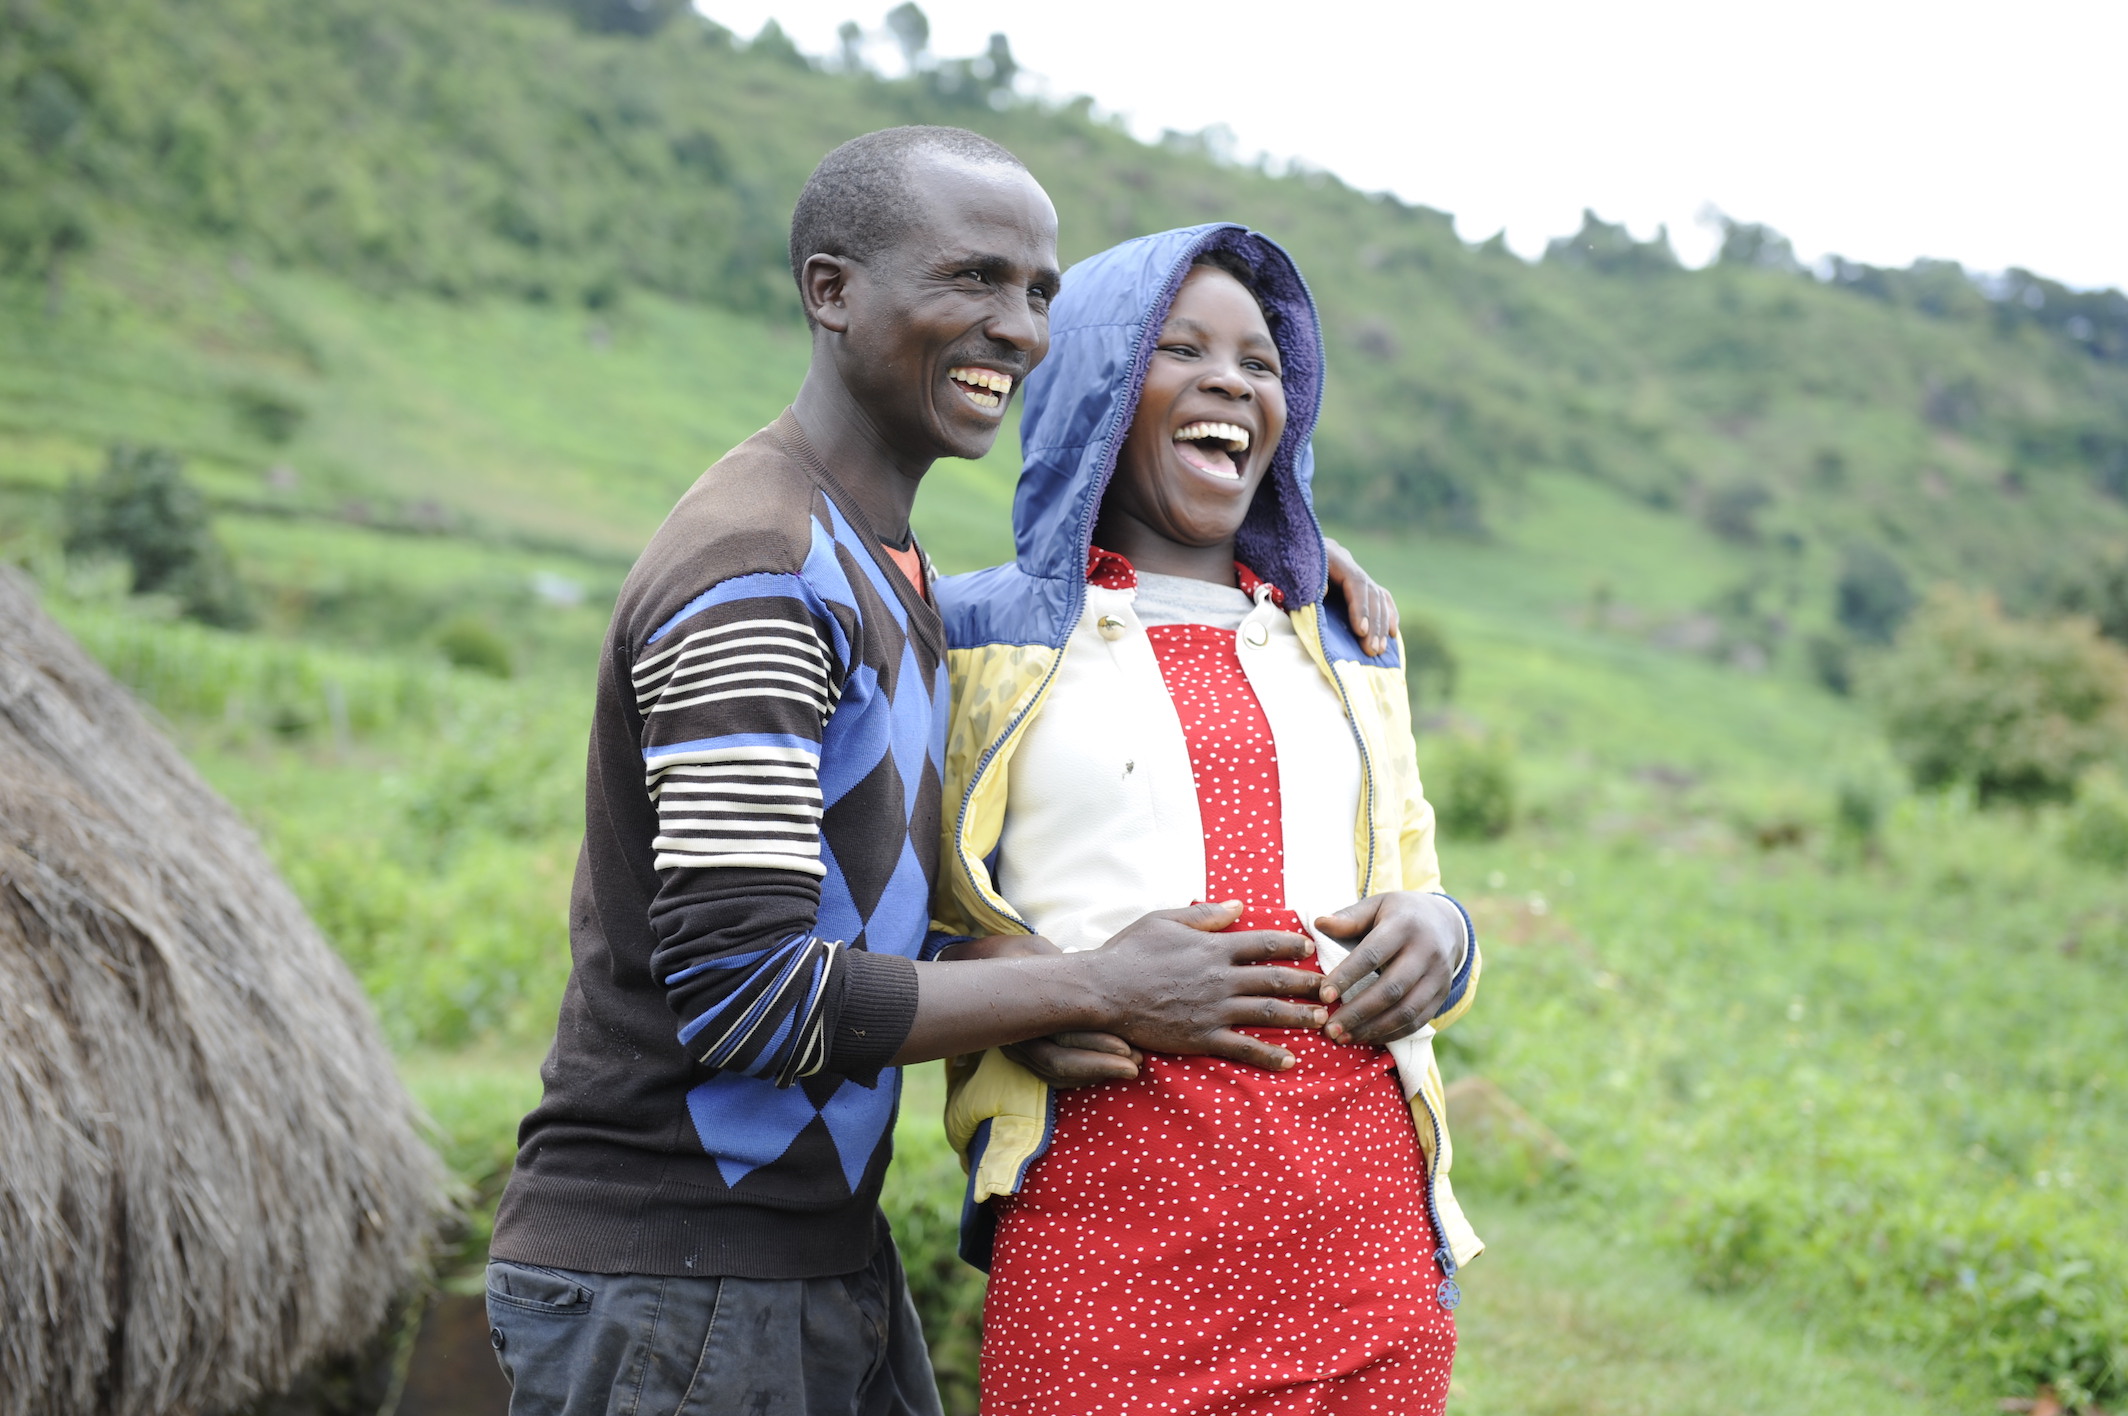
[0,570,442,1416]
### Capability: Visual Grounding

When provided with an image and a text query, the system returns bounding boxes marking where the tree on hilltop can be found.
[886,3,931,70]
[1544,210,1680,277]
[1714,215,1804,274]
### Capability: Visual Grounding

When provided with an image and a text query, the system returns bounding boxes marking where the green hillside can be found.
[9,0,2128,605]
[4,1,2126,1412]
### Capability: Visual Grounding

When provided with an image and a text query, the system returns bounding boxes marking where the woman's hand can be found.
[1323,536,1400,658]
[1313,892,1465,1045]
[933,933,1147,1086]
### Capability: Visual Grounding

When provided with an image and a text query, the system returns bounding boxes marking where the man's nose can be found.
[984,287,1044,355]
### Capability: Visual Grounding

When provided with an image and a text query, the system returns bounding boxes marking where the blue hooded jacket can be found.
[928,224,1484,1280]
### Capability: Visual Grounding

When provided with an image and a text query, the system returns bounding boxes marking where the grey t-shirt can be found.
[1131,570,1259,630]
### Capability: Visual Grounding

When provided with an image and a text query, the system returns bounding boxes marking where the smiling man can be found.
[484,128,1372,1416]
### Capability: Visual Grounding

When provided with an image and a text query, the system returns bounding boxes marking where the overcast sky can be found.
[698,0,2127,291]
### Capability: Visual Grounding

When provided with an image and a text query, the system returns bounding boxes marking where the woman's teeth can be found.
[1175,421,1251,451]
[948,367,1013,410]
[1173,421,1251,481]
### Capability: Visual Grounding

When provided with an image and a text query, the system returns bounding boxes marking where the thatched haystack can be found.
[0,570,442,1416]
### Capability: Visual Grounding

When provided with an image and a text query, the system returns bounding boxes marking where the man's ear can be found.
[801,253,856,335]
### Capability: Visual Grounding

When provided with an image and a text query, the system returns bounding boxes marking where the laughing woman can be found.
[931,225,1485,1416]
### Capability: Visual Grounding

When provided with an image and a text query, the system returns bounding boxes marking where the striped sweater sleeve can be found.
[634,572,914,1086]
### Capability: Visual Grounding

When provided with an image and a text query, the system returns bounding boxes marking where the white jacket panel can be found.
[996,586,1365,956]
[995,584,1206,954]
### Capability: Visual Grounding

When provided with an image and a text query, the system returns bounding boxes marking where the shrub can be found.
[1432,734,1516,839]
[1836,543,1916,644]
[228,384,308,444]
[434,615,514,677]
[2064,772,2128,870]
[1403,613,1458,712]
[1677,1175,2128,1408]
[61,444,250,626]
[1806,633,1854,695]
[880,1112,986,1416]
[2052,550,2128,646]
[1832,776,1888,859]
[1865,587,2128,805]
[1703,480,1772,545]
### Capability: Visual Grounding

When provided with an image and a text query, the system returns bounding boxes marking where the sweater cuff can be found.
[825,949,919,1081]
[922,928,976,961]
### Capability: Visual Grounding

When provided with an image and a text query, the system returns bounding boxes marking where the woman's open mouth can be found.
[1173,420,1252,481]
[948,366,1014,412]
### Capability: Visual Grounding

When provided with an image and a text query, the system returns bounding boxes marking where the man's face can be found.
[820,157,1061,465]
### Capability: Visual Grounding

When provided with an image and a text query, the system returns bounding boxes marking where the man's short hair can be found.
[787,126,1026,292]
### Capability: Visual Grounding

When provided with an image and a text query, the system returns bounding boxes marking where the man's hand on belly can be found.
[1314,892,1464,1045]
[937,935,1145,1084]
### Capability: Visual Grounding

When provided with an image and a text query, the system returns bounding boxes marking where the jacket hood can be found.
[1012,223,1329,606]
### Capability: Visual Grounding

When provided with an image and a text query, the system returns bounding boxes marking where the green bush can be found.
[228,383,308,444]
[2064,772,2128,870]
[286,832,572,1048]
[1432,734,1517,839]
[1678,1170,2128,1409]
[1806,632,1854,696]
[880,1095,986,1416]
[1836,543,1916,645]
[1404,613,1458,712]
[61,444,250,626]
[434,614,515,678]
[1832,775,1888,860]
[2051,550,2128,646]
[1865,587,2128,805]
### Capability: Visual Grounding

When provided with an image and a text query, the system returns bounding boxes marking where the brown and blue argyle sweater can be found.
[492,411,948,1279]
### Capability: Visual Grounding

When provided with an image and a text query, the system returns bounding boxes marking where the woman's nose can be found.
[1201,362,1251,398]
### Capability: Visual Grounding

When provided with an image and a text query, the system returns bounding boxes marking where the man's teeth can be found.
[949,367,1012,410]
[1174,420,1251,452]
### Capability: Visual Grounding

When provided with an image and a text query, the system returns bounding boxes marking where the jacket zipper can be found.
[1419,1087,1462,1309]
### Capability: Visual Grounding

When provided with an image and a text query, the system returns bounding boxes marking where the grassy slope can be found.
[5,6,2127,1401]
[10,245,2124,1413]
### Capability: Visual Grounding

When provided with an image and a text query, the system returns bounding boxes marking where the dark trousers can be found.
[485,1240,942,1416]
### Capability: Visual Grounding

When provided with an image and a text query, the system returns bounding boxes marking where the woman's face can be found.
[1104,265,1287,553]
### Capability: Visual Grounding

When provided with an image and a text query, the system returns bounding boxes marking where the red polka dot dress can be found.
[978,566,1458,1416]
